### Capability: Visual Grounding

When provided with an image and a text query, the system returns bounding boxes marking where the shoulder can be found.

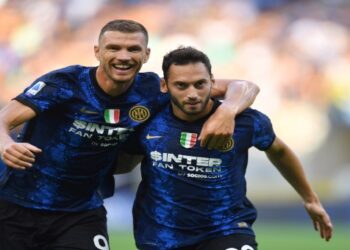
[128,72,165,103]
[38,65,90,88]
[139,105,171,129]
[138,71,160,80]
[234,108,272,132]
[237,108,270,122]
[134,72,161,89]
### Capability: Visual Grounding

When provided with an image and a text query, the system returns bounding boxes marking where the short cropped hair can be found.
[162,46,212,81]
[99,19,149,44]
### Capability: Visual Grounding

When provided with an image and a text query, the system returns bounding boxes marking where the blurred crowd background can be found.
[1,0,349,230]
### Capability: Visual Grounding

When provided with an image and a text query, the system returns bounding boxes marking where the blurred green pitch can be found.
[109,223,349,250]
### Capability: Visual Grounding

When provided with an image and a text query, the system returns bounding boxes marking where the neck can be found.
[95,67,133,96]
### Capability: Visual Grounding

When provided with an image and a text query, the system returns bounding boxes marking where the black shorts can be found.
[177,234,258,250]
[0,199,109,250]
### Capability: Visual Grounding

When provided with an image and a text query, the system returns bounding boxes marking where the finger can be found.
[5,162,26,170]
[2,156,28,170]
[3,153,33,168]
[213,136,228,149]
[198,128,208,141]
[321,225,330,241]
[321,217,333,241]
[325,226,333,241]
[7,145,36,158]
[313,220,318,231]
[5,149,36,163]
[319,222,325,239]
[24,143,42,153]
[199,134,210,148]
[207,136,219,150]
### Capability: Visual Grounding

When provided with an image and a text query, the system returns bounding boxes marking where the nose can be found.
[116,49,131,61]
[186,86,199,100]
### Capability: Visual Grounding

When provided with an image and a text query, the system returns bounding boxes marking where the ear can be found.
[94,45,100,61]
[143,48,151,63]
[160,78,168,93]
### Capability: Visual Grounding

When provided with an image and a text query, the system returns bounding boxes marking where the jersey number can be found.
[227,245,254,250]
[93,234,109,250]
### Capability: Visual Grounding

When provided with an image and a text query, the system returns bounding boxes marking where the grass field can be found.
[109,223,349,250]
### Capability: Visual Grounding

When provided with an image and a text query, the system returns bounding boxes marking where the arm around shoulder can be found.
[199,79,259,149]
[211,79,260,115]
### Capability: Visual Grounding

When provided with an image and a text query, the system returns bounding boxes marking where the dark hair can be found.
[99,19,149,44]
[162,46,212,81]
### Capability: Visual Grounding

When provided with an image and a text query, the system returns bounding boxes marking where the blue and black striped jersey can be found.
[129,102,275,249]
[0,65,168,211]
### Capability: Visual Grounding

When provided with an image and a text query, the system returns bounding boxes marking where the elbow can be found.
[237,80,260,100]
[248,81,260,97]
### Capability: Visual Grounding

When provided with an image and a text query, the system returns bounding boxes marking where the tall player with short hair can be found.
[120,46,333,250]
[0,20,259,249]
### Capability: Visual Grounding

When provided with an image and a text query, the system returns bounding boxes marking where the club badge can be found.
[129,105,150,122]
[216,138,234,152]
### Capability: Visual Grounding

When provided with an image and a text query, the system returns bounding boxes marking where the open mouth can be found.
[112,64,133,71]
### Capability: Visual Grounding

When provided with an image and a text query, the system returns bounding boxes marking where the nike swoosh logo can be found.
[79,108,99,115]
[146,134,163,139]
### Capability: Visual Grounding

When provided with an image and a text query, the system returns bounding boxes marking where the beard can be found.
[170,93,211,116]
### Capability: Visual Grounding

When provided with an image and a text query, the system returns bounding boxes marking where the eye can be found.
[106,45,120,51]
[195,81,207,89]
[128,46,142,52]
[175,82,187,89]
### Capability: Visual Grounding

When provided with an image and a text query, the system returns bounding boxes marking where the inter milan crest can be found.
[104,109,120,124]
[180,132,197,148]
[216,138,234,152]
[129,105,150,122]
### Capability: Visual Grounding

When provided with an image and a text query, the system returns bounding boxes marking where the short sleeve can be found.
[252,111,276,150]
[14,75,74,114]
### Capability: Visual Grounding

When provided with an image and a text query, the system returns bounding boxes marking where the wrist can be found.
[219,102,238,118]
[0,137,14,154]
[302,191,319,204]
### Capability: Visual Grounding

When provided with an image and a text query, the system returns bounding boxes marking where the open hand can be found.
[304,200,333,241]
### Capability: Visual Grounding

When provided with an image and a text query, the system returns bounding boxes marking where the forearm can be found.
[266,140,318,203]
[0,100,36,148]
[0,105,16,153]
[212,80,259,117]
[0,124,14,154]
[266,139,333,241]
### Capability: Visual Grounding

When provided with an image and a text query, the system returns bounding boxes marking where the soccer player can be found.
[119,46,333,250]
[0,20,258,249]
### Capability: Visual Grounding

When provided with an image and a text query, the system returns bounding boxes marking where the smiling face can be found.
[163,62,214,122]
[94,30,150,92]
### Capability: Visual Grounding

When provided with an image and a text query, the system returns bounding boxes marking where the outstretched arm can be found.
[0,100,41,170]
[199,79,259,149]
[265,137,333,241]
